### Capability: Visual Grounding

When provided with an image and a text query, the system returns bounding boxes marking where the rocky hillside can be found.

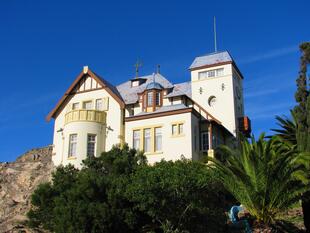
[0,146,54,233]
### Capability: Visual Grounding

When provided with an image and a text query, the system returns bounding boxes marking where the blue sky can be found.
[0,0,309,161]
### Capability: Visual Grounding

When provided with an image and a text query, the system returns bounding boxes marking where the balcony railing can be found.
[65,109,106,125]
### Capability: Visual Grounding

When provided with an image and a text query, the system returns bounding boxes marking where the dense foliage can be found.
[27,145,227,233]
[209,134,310,225]
[273,42,310,231]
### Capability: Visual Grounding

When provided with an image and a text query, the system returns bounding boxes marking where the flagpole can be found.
[214,16,217,52]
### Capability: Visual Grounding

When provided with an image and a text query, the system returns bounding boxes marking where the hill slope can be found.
[0,146,53,232]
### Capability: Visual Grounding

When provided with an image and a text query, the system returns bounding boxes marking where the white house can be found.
[47,51,251,168]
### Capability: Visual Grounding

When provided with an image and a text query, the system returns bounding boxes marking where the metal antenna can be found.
[156,64,160,74]
[213,16,217,52]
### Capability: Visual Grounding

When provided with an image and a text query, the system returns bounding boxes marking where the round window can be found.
[208,96,217,107]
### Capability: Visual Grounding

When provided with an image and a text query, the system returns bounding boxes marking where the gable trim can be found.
[46,68,124,121]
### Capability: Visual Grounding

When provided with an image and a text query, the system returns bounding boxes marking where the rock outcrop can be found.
[0,146,54,233]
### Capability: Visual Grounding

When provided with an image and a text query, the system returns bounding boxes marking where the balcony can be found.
[65,109,106,125]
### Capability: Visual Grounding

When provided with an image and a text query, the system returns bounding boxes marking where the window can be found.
[144,128,151,152]
[143,95,146,106]
[201,132,209,151]
[83,101,92,110]
[172,124,178,135]
[72,102,79,110]
[198,68,224,80]
[208,70,215,77]
[87,134,96,157]
[155,127,162,151]
[133,127,162,153]
[155,92,161,105]
[95,99,103,110]
[178,123,183,134]
[147,92,153,106]
[68,134,77,157]
[172,123,184,136]
[133,130,140,150]
[216,68,224,76]
[208,96,217,107]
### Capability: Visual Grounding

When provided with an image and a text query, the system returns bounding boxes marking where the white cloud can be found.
[246,102,294,120]
[245,88,279,98]
[239,45,298,64]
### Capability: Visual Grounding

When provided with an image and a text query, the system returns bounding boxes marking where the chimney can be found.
[83,66,89,74]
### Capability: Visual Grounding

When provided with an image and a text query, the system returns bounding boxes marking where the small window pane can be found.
[95,99,103,110]
[87,134,96,157]
[201,132,209,151]
[144,128,151,152]
[208,70,215,77]
[133,130,140,150]
[72,103,79,110]
[147,92,153,106]
[83,101,92,110]
[68,134,77,157]
[156,92,161,106]
[216,68,224,76]
[198,71,207,80]
[172,124,177,135]
[179,123,183,134]
[155,127,162,151]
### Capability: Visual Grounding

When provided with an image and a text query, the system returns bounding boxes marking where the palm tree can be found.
[209,134,310,226]
[271,110,297,146]
[272,112,310,231]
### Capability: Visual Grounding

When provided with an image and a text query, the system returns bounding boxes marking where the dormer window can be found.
[132,80,140,87]
[131,78,147,87]
[141,81,164,112]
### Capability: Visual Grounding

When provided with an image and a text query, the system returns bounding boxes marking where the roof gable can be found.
[46,67,124,121]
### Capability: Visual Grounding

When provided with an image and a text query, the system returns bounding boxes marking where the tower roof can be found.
[146,82,163,90]
[189,51,233,70]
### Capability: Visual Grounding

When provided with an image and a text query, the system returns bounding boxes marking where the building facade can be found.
[47,51,251,168]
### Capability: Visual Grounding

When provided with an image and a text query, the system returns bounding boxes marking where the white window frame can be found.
[216,68,224,76]
[68,134,77,157]
[72,102,79,110]
[155,92,161,106]
[133,130,141,150]
[95,99,103,111]
[83,100,93,110]
[147,92,153,106]
[172,124,178,135]
[198,68,224,80]
[87,134,96,157]
[154,127,162,152]
[144,128,151,152]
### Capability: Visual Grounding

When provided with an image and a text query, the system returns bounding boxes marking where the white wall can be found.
[125,112,196,164]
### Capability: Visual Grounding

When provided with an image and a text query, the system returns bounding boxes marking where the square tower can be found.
[190,51,245,137]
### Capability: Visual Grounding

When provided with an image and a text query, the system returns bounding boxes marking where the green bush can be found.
[127,159,228,233]
[27,145,228,233]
